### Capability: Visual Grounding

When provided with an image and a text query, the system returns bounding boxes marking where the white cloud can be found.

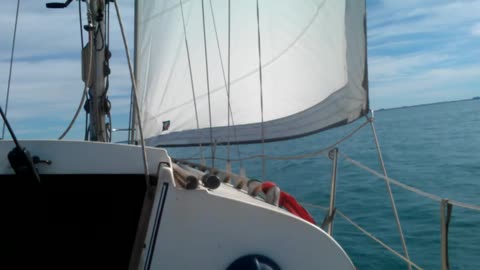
[472,22,480,36]
[370,64,480,109]
[369,53,450,81]
[367,0,480,109]
[1,0,479,138]
[369,1,480,43]
[0,1,135,139]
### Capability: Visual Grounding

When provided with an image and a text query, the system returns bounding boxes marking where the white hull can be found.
[0,140,354,269]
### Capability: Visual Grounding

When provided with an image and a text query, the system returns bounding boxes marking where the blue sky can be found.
[367,0,480,109]
[0,0,479,140]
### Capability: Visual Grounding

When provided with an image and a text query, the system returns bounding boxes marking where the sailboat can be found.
[0,0,375,269]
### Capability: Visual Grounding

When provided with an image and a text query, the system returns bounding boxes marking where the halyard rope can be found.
[256,0,266,179]
[369,117,412,270]
[114,0,150,180]
[208,0,243,166]
[2,0,21,140]
[59,1,93,140]
[201,0,216,167]
[179,0,205,163]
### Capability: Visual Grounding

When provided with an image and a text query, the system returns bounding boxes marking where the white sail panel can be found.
[136,0,368,146]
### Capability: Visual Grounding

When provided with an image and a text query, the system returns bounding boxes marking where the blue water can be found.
[168,99,480,269]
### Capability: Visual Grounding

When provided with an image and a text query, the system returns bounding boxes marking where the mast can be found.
[88,0,108,142]
[45,0,109,141]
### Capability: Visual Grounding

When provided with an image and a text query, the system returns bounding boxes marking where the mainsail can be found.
[135,0,368,146]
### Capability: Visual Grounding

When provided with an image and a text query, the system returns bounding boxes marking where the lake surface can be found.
[168,99,480,269]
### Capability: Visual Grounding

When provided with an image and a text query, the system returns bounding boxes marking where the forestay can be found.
[135,0,368,146]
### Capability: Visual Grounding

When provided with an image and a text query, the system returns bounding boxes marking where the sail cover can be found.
[136,0,368,146]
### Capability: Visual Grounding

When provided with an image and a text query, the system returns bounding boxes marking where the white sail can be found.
[136,0,368,146]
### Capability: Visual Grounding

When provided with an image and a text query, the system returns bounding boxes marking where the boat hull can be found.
[0,140,354,269]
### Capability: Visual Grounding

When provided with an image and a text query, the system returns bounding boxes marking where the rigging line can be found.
[340,151,480,212]
[448,200,480,212]
[127,87,133,142]
[2,0,21,140]
[208,0,239,164]
[369,116,412,270]
[58,8,95,140]
[128,0,140,144]
[302,203,424,270]
[179,0,205,163]
[0,106,21,149]
[201,0,216,167]
[104,0,110,97]
[227,0,243,167]
[148,0,325,119]
[226,0,231,163]
[127,0,135,144]
[105,0,111,92]
[79,0,89,141]
[207,0,228,115]
[107,0,110,47]
[84,109,89,140]
[340,151,442,201]
[79,0,84,48]
[256,0,266,179]
[114,0,150,181]
[227,0,243,168]
[94,26,105,51]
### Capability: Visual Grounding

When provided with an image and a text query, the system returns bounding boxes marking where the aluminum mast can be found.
[87,0,108,142]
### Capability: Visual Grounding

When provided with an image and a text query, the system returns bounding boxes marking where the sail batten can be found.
[136,0,368,146]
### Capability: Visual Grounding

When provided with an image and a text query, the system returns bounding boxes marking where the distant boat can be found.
[473,96,480,100]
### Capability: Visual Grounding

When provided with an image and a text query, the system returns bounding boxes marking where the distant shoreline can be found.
[374,97,478,112]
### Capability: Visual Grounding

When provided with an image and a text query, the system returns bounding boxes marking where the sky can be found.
[0,0,479,140]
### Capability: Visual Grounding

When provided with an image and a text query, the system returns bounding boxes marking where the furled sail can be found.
[135,0,368,146]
